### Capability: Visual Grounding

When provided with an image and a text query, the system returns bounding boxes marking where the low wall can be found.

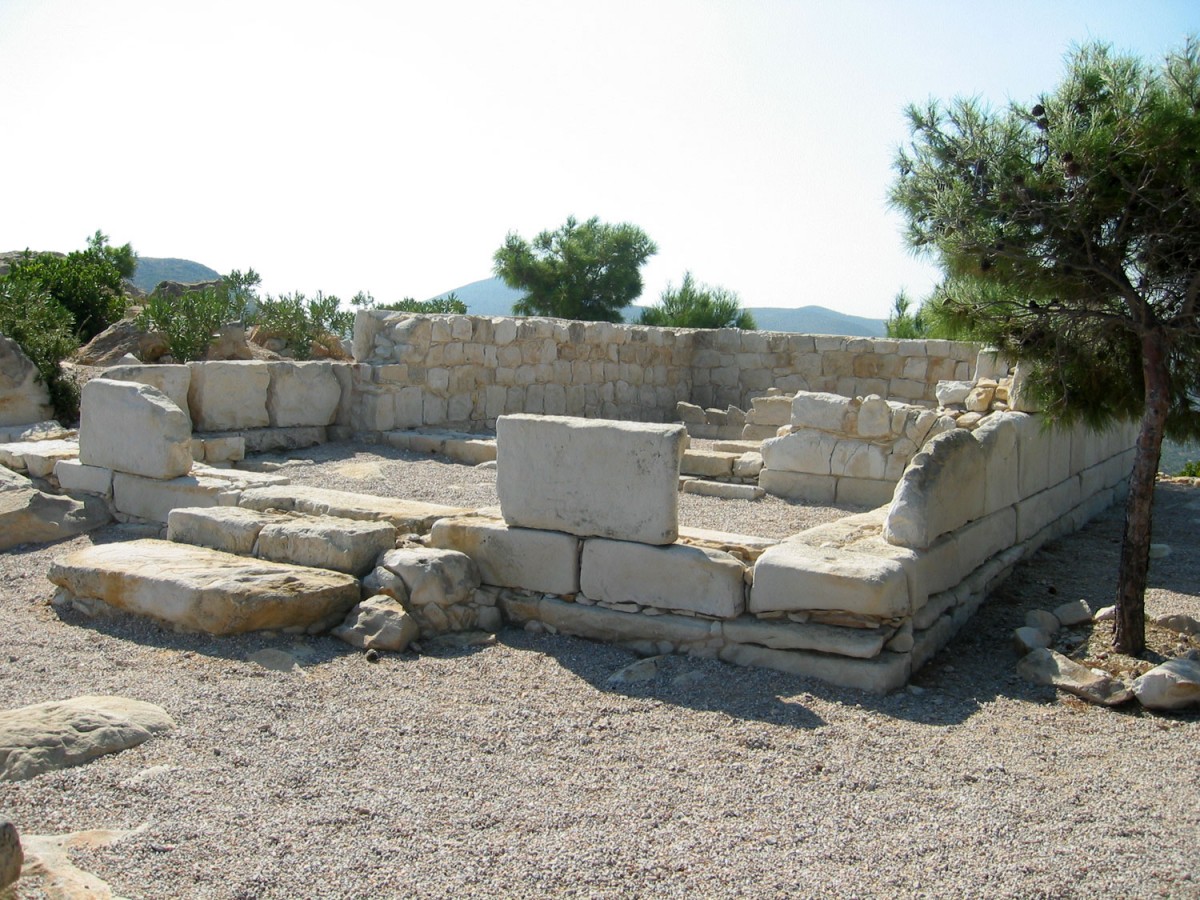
[349,311,978,432]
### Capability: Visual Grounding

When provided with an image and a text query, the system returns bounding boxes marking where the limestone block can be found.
[333,595,420,651]
[496,414,685,545]
[750,542,910,618]
[0,695,175,783]
[790,391,851,431]
[935,380,974,406]
[0,334,55,426]
[855,395,891,438]
[733,452,763,479]
[1016,477,1081,543]
[581,538,746,618]
[883,429,986,549]
[0,438,75,473]
[112,471,237,522]
[0,464,31,493]
[200,435,245,463]
[973,411,1020,514]
[717,643,910,694]
[0,488,111,550]
[79,379,192,479]
[20,441,79,478]
[835,477,896,509]
[1131,659,1200,710]
[167,506,288,555]
[238,485,469,534]
[251,515,397,576]
[443,438,497,466]
[102,364,191,420]
[188,361,270,431]
[953,506,1018,575]
[831,441,886,480]
[266,361,341,427]
[758,469,837,503]
[500,593,714,647]
[746,395,793,426]
[682,481,764,500]
[965,383,996,413]
[428,515,580,595]
[721,616,889,658]
[48,539,361,635]
[681,449,736,477]
[760,430,838,475]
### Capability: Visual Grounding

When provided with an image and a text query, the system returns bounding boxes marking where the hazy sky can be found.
[1,1,1195,318]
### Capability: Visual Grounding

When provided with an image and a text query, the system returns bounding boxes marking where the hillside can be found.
[130,257,222,293]
[432,277,887,335]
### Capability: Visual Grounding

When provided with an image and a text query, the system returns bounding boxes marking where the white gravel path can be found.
[1,446,1197,899]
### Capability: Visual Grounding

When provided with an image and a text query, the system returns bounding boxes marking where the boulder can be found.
[1016,648,1133,706]
[376,547,480,609]
[0,333,53,426]
[1131,658,1200,710]
[496,414,686,545]
[73,316,169,365]
[0,695,175,782]
[333,595,420,651]
[1013,626,1052,655]
[1052,598,1093,627]
[79,378,193,479]
[1153,613,1200,637]
[47,539,361,635]
[0,818,20,893]
[0,488,111,551]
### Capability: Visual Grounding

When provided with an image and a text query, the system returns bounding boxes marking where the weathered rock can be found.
[1131,658,1200,710]
[0,464,31,492]
[47,539,361,635]
[581,538,746,618]
[496,414,686,545]
[202,322,255,361]
[884,428,986,549]
[1016,648,1134,706]
[681,449,736,478]
[723,616,890,659]
[790,391,851,431]
[935,380,974,406]
[376,547,481,608]
[267,361,342,427]
[0,695,175,781]
[607,656,662,685]
[429,515,580,595]
[255,517,397,576]
[0,818,20,892]
[0,488,111,551]
[1013,626,1052,655]
[73,316,169,365]
[53,459,113,497]
[362,565,410,603]
[1052,598,1093,627]
[79,378,193,479]
[333,595,420,651]
[1153,613,1200,637]
[760,430,839,475]
[1024,609,1061,634]
[0,333,53,426]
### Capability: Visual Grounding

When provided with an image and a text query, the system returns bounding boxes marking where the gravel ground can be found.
[1,446,1198,899]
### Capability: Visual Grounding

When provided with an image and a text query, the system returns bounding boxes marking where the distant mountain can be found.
[431,277,887,336]
[130,257,222,293]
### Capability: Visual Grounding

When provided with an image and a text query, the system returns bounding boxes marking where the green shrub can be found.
[6,231,134,341]
[1179,460,1200,478]
[0,276,82,420]
[638,273,755,330]
[251,291,354,359]
[137,279,251,362]
[374,293,467,315]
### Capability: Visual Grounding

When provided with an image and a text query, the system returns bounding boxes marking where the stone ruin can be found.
[0,312,1140,692]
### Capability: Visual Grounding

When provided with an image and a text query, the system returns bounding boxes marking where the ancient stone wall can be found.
[348,311,978,432]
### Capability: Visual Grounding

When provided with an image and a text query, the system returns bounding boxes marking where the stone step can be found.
[0,438,79,479]
[237,484,472,534]
[47,538,361,636]
[681,449,739,478]
[383,429,497,465]
[166,506,396,576]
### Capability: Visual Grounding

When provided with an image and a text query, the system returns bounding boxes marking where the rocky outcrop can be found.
[0,695,175,782]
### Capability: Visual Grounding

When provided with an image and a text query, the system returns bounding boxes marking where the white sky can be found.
[0,1,1195,318]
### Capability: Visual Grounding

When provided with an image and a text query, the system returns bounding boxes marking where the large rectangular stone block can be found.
[54,459,113,497]
[429,515,580,595]
[188,361,271,432]
[496,414,685,545]
[267,361,342,427]
[79,378,193,479]
[580,538,746,618]
[749,542,910,618]
[102,364,192,422]
[113,472,238,522]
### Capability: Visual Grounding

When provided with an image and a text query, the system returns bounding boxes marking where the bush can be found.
[0,276,82,420]
[6,231,134,341]
[137,276,252,362]
[373,293,467,315]
[1179,460,1200,478]
[638,273,755,330]
[252,291,354,359]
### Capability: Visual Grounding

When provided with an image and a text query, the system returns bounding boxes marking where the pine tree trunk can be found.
[1113,327,1171,655]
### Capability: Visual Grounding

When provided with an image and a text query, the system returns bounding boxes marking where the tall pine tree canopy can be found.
[889,39,1200,654]
[493,216,657,323]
